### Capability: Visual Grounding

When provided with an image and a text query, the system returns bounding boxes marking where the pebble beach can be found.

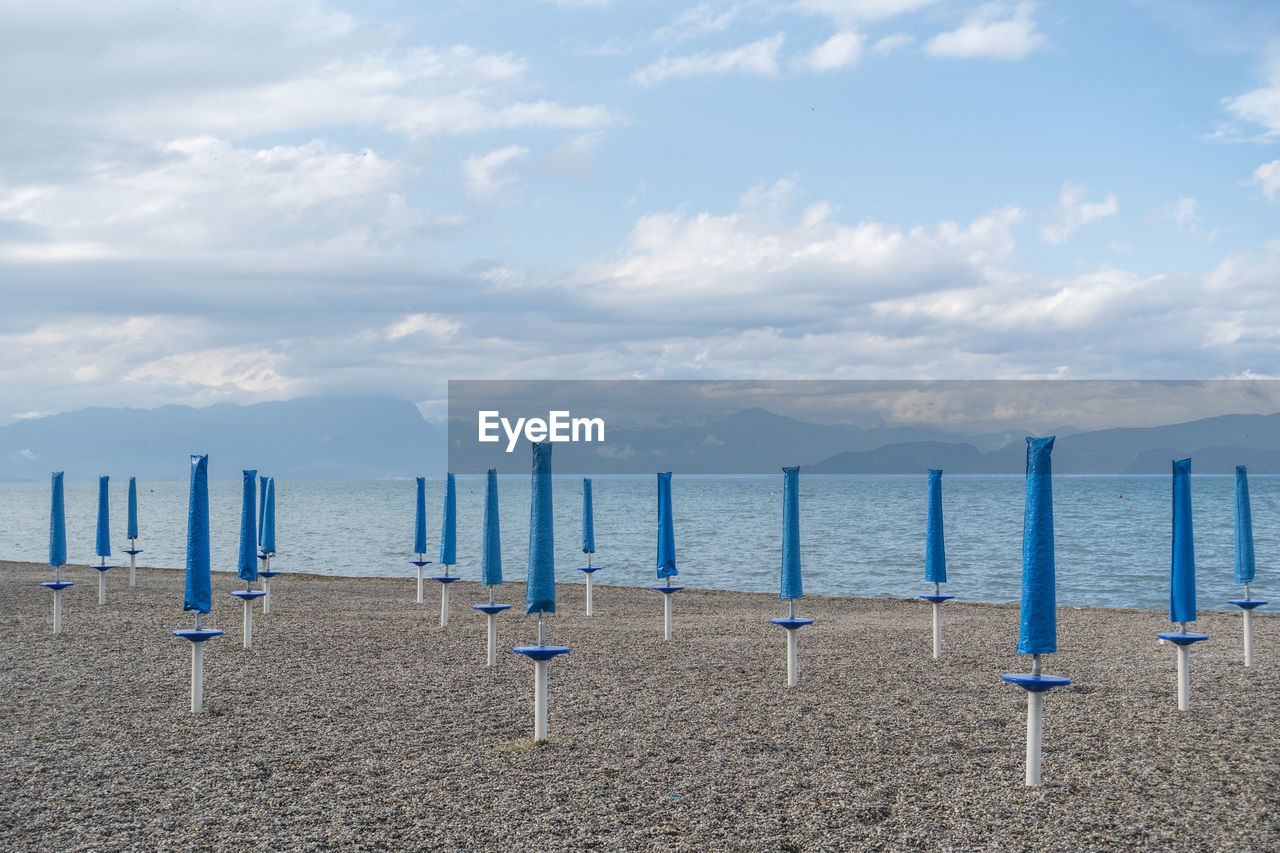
[2,559,1278,852]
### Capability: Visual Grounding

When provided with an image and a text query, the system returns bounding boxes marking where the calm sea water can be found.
[1,475,1274,612]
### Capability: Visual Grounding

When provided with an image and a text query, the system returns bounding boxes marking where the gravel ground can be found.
[2,559,1278,851]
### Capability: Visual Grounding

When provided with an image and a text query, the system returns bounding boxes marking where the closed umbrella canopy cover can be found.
[1234,465,1255,585]
[262,477,276,555]
[1018,437,1056,655]
[582,477,595,555]
[925,468,946,584]
[1171,458,1196,623]
[657,472,677,579]
[414,477,427,554]
[526,441,556,615]
[482,468,502,586]
[238,469,258,582]
[258,476,269,547]
[127,476,139,541]
[95,475,111,557]
[440,473,457,565]
[50,471,66,568]
[184,455,213,614]
[781,466,802,600]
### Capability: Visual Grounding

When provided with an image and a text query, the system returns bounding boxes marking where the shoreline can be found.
[3,559,1277,850]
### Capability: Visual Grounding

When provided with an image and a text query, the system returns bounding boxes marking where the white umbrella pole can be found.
[416,556,424,604]
[487,612,498,667]
[1243,609,1254,668]
[98,570,106,606]
[129,539,137,587]
[1025,689,1044,786]
[1177,643,1190,711]
[786,628,798,687]
[664,593,673,641]
[263,578,272,615]
[191,641,205,713]
[242,598,253,649]
[53,589,63,634]
[534,658,549,741]
[932,601,942,660]
[440,575,451,627]
[586,571,594,617]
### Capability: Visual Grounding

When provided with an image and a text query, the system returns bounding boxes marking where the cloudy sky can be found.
[3,0,1280,426]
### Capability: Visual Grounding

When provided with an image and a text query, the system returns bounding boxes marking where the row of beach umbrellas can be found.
[35,440,1268,786]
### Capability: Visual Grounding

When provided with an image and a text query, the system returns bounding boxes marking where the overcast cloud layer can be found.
[3,0,1280,426]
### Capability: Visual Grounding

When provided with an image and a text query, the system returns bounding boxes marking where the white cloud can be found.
[386,313,462,341]
[925,2,1045,60]
[632,33,785,85]
[872,33,915,55]
[1250,160,1280,201]
[1223,64,1280,138]
[1165,196,1198,224]
[793,0,938,24]
[1040,182,1118,244]
[125,346,295,395]
[801,31,866,72]
[462,145,530,199]
[653,3,754,42]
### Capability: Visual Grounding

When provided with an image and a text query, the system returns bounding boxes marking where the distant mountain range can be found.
[0,396,444,481]
[4,397,1278,481]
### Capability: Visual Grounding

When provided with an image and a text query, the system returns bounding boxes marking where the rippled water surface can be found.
[3,474,1275,611]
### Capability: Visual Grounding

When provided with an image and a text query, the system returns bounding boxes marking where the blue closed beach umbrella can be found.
[657,472,677,579]
[482,469,502,588]
[1228,465,1267,667]
[174,454,223,712]
[261,478,276,556]
[95,475,111,559]
[435,472,460,627]
[127,477,139,542]
[184,456,213,615]
[513,440,570,741]
[43,471,73,633]
[92,475,116,603]
[653,472,684,640]
[578,477,604,615]
[920,468,955,659]
[257,476,268,547]
[1170,458,1196,625]
[526,444,556,616]
[237,470,259,584]
[1160,458,1209,710]
[50,471,67,570]
[582,478,595,557]
[771,466,813,686]
[1002,437,1070,786]
[230,469,266,648]
[124,476,144,587]
[440,473,457,566]
[474,467,512,666]
[415,477,428,555]
[411,476,431,604]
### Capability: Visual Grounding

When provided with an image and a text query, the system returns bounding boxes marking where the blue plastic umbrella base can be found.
[578,566,603,574]
[433,576,461,584]
[770,617,814,630]
[41,581,75,591]
[1228,599,1268,611]
[1001,673,1071,692]
[92,565,117,572]
[652,585,684,595]
[513,645,571,662]
[258,570,282,579]
[123,549,143,556]
[1158,631,1209,646]
[474,603,512,615]
[172,628,224,643]
[920,594,955,603]
[410,560,432,568]
[230,590,267,601]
